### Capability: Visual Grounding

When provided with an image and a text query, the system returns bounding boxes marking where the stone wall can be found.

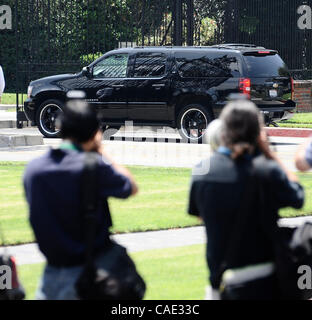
[293,80,312,113]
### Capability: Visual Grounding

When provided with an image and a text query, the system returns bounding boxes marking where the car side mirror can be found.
[82,66,92,78]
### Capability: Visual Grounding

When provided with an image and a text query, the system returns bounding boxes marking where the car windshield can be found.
[243,54,290,77]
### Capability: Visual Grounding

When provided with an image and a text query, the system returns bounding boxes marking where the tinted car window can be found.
[93,54,129,78]
[175,51,240,78]
[243,54,290,77]
[133,52,167,78]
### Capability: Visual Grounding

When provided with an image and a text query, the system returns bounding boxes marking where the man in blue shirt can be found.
[23,99,138,299]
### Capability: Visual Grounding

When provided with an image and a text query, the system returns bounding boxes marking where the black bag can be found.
[274,223,312,300]
[256,167,312,300]
[75,152,146,300]
[221,273,279,301]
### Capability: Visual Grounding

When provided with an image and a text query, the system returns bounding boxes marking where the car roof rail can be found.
[223,43,258,47]
[211,43,266,50]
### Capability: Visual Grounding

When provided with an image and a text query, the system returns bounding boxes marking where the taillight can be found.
[239,78,251,99]
[290,77,294,100]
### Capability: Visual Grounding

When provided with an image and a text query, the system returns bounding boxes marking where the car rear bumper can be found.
[256,100,296,121]
[213,99,296,119]
[253,97,296,109]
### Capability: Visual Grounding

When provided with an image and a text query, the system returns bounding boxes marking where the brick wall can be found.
[293,80,312,113]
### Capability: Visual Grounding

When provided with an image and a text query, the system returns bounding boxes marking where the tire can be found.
[36,99,64,138]
[177,103,213,143]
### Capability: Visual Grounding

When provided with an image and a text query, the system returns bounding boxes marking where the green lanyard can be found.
[59,142,82,152]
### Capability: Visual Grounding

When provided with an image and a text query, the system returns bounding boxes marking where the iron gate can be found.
[13,0,206,125]
[6,0,312,125]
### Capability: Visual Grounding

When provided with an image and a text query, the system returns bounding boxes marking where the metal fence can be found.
[10,0,312,124]
[224,0,312,80]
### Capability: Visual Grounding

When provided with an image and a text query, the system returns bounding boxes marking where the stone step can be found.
[0,120,16,129]
[0,104,16,111]
[0,120,32,129]
[0,134,43,148]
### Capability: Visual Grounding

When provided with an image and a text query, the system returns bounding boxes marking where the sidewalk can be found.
[1,111,312,138]
[1,227,207,265]
[2,216,312,266]
[0,110,16,121]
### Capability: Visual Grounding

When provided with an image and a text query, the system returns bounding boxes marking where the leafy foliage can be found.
[1,0,311,91]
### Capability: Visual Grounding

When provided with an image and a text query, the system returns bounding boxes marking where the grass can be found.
[0,162,311,246]
[280,172,312,217]
[1,93,26,105]
[0,162,200,245]
[109,166,199,234]
[278,113,312,128]
[18,244,208,300]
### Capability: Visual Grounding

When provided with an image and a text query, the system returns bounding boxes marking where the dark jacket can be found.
[188,151,304,289]
[23,148,132,267]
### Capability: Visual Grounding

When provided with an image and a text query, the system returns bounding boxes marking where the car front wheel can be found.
[36,99,64,138]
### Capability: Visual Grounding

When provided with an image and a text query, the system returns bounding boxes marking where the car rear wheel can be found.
[177,104,212,142]
[36,99,64,138]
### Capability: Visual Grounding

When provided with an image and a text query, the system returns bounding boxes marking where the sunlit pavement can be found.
[0,126,307,171]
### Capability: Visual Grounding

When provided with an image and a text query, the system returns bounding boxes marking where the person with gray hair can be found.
[188,100,304,300]
[205,119,223,152]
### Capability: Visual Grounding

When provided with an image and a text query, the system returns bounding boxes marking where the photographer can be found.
[188,100,304,300]
[23,99,138,300]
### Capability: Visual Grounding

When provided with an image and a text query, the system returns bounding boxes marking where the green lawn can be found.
[0,162,311,246]
[18,244,208,300]
[1,93,26,105]
[278,113,312,128]
[0,162,200,245]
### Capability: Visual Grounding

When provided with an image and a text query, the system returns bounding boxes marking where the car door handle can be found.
[111,84,125,88]
[152,84,165,88]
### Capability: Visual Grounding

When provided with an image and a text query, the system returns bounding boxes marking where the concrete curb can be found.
[0,120,16,129]
[0,120,32,129]
[0,134,43,148]
[0,105,15,111]
[265,127,312,138]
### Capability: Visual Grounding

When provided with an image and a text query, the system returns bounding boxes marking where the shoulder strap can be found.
[81,152,99,267]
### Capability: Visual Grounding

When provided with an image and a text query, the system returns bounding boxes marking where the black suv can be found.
[24,44,295,140]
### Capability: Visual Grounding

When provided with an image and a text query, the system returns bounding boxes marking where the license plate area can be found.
[269,89,278,98]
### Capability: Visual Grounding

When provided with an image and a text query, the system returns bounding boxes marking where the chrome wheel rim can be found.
[180,108,208,140]
[39,104,63,136]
